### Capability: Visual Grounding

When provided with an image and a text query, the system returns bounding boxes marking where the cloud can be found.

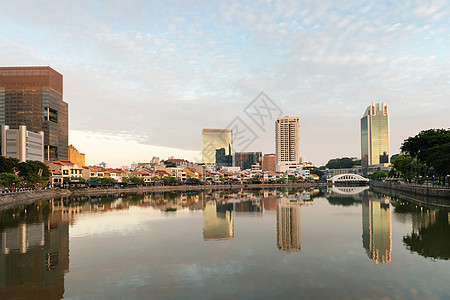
[1,0,449,166]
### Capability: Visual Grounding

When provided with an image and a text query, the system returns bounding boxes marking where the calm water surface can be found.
[0,188,449,299]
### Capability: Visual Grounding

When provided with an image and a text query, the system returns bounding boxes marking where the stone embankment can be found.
[0,181,332,210]
[371,181,450,207]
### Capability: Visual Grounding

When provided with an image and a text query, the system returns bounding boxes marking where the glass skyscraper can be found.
[202,129,233,169]
[360,102,390,168]
[0,67,68,161]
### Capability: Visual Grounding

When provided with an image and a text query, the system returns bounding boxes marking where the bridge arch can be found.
[328,173,369,184]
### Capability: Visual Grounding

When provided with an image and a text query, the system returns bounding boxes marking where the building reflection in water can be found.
[203,202,234,240]
[0,201,70,299]
[276,192,313,253]
[362,193,392,264]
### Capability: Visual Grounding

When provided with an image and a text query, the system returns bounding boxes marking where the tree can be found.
[371,170,389,181]
[89,177,117,184]
[125,176,145,185]
[392,155,414,181]
[401,129,450,184]
[0,173,20,187]
[0,156,19,173]
[325,157,358,169]
[18,160,50,185]
[162,176,177,185]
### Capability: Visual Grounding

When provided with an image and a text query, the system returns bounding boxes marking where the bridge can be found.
[328,173,370,184]
[330,185,369,195]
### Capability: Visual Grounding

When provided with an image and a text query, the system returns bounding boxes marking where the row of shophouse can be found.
[45,160,319,186]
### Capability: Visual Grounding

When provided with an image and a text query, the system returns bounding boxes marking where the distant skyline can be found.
[1,1,449,167]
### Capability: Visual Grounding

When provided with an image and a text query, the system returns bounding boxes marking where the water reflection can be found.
[203,202,234,240]
[0,202,69,299]
[392,199,450,260]
[362,194,392,264]
[0,188,449,298]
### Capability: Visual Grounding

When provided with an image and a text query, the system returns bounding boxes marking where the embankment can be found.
[0,181,331,210]
[371,181,450,207]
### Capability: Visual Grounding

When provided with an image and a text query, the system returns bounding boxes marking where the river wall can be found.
[371,181,450,207]
[0,182,331,210]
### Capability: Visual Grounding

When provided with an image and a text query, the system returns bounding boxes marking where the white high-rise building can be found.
[1,125,44,162]
[276,117,301,172]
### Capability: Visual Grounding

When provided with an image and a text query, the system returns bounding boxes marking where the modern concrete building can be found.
[1,125,44,162]
[68,144,85,166]
[262,153,276,172]
[0,66,68,161]
[202,129,233,169]
[234,152,262,171]
[275,117,301,172]
[361,102,390,168]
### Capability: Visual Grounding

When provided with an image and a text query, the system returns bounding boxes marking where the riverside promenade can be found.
[0,181,331,210]
[371,181,450,207]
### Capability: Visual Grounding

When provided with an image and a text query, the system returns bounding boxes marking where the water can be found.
[0,188,449,299]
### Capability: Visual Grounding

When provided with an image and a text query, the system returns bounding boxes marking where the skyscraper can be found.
[361,102,390,168]
[234,152,262,171]
[202,129,233,169]
[262,153,276,172]
[275,117,300,172]
[0,66,68,161]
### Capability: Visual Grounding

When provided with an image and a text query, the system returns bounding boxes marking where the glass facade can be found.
[234,152,262,170]
[0,67,68,161]
[202,129,233,169]
[360,102,389,168]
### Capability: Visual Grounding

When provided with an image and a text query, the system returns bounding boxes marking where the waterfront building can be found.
[1,125,44,162]
[262,153,276,172]
[0,66,68,161]
[47,160,83,186]
[68,144,85,166]
[202,129,233,169]
[277,197,301,252]
[234,152,262,171]
[361,102,390,168]
[275,117,301,172]
[362,195,392,264]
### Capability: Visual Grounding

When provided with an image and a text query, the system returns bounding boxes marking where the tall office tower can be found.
[262,153,276,172]
[362,195,392,264]
[361,102,390,168]
[234,152,262,171]
[202,129,233,169]
[277,197,301,252]
[275,117,300,172]
[0,66,68,161]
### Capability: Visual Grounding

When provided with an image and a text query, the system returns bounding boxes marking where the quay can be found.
[0,181,332,210]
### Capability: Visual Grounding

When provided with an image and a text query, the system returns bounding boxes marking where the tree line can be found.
[0,156,50,188]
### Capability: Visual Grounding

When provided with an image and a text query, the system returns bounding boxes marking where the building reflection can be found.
[362,194,392,264]
[0,202,69,299]
[203,202,234,240]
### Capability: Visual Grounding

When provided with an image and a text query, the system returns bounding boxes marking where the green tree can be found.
[89,177,117,184]
[18,160,50,185]
[124,176,145,185]
[0,173,20,187]
[0,156,19,173]
[371,170,389,181]
[162,176,177,185]
[325,157,358,169]
[392,155,414,182]
[401,129,450,184]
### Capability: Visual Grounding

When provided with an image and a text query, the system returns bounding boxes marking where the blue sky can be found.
[1,0,449,167]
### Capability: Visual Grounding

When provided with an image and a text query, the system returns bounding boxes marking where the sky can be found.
[0,0,449,167]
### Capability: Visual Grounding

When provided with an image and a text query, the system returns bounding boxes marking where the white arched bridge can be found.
[328,173,370,184]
